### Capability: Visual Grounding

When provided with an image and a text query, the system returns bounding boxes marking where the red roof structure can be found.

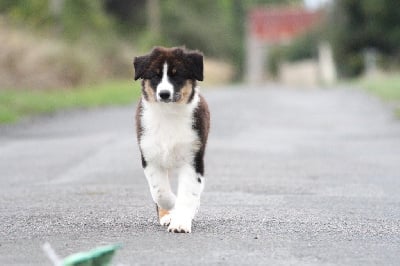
[249,7,323,44]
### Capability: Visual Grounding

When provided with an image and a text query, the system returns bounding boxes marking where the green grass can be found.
[360,75,400,100]
[358,75,400,116]
[0,80,141,124]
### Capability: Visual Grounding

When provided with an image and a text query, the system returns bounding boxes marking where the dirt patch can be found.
[0,23,134,90]
[203,59,234,86]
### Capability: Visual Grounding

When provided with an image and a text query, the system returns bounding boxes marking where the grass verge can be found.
[0,80,141,124]
[358,75,400,117]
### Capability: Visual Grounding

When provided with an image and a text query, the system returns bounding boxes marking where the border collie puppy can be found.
[133,47,210,233]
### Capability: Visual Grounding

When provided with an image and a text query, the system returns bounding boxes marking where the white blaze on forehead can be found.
[156,63,173,100]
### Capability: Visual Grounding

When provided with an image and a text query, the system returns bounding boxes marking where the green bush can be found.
[160,0,236,59]
[328,0,400,77]
[0,0,114,40]
[283,31,319,62]
[61,0,113,40]
[1,0,50,27]
[267,31,320,78]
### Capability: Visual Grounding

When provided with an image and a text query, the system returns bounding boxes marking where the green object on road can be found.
[61,244,121,266]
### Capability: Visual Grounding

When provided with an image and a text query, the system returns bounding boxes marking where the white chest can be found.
[140,99,200,169]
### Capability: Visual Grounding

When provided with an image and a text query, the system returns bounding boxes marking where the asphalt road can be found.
[1,85,400,265]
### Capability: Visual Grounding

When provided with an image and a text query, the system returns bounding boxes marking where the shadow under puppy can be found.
[133,47,210,233]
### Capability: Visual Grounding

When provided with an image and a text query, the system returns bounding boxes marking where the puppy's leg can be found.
[144,165,176,224]
[168,164,204,233]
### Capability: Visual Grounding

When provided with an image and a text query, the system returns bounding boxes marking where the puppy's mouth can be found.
[159,98,172,103]
[157,94,181,103]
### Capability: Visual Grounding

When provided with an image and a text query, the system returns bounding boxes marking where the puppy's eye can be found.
[171,68,177,75]
[156,69,161,77]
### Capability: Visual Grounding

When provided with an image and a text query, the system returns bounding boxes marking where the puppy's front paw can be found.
[157,207,171,226]
[160,213,171,226]
[167,212,192,233]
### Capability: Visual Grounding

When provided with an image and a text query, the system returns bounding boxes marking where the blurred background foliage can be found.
[267,0,400,78]
[0,0,113,38]
[328,0,400,77]
[0,0,400,86]
[0,0,301,89]
[0,0,298,122]
[268,30,320,77]
[1,0,400,122]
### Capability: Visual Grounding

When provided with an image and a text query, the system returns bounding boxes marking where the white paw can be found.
[159,213,172,226]
[167,212,192,233]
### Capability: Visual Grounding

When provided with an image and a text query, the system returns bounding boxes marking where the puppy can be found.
[133,47,210,233]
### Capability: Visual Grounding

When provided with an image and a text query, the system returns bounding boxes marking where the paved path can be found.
[1,85,400,265]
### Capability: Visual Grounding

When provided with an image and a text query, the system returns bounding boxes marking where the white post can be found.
[245,33,266,84]
[364,48,378,77]
[318,42,337,85]
[49,0,63,17]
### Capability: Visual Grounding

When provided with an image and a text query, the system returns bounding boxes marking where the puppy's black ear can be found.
[186,51,203,81]
[133,55,150,80]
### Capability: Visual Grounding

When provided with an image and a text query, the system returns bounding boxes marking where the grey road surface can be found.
[1,85,400,265]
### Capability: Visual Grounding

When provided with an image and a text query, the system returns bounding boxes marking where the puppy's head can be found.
[133,46,203,103]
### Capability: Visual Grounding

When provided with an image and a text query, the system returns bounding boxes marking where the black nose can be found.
[159,90,171,100]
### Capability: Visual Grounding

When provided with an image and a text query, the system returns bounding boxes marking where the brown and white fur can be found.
[133,47,210,233]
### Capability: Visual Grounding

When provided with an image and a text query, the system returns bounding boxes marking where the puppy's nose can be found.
[159,90,171,100]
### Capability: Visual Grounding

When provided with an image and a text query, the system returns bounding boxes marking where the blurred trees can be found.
[1,0,300,80]
[329,0,400,77]
[105,0,245,77]
[0,0,51,27]
[0,0,113,39]
[105,0,300,78]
